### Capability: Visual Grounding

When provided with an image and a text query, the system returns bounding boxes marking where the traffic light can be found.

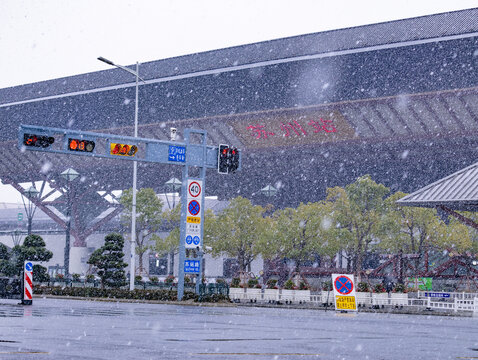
[68,138,95,152]
[110,142,138,157]
[218,144,240,174]
[23,134,55,148]
[218,144,230,174]
[229,147,240,173]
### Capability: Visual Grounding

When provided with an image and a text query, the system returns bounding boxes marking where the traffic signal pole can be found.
[18,124,239,300]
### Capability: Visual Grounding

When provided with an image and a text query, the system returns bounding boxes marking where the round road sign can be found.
[334,275,354,295]
[193,236,200,245]
[188,181,201,198]
[188,200,201,216]
[186,235,193,245]
[25,262,33,272]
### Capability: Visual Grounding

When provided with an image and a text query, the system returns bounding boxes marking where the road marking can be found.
[0,351,49,354]
[192,353,322,356]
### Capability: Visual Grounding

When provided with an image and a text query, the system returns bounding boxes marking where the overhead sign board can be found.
[332,273,357,312]
[168,145,186,163]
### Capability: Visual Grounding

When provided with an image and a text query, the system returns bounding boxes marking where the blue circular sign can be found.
[25,262,33,272]
[334,275,353,295]
[186,235,193,245]
[193,236,200,245]
[188,200,200,216]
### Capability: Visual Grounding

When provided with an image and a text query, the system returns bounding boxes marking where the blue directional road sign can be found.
[184,260,200,274]
[168,145,186,162]
[25,262,33,272]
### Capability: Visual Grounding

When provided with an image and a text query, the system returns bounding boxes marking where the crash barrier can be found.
[229,288,478,312]
[0,277,21,300]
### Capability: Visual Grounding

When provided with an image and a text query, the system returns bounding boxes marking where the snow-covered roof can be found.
[397,161,478,211]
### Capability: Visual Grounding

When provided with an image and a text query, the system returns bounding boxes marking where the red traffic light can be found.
[23,134,55,148]
[68,138,95,152]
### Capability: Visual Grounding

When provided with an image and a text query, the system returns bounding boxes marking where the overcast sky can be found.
[1,0,477,203]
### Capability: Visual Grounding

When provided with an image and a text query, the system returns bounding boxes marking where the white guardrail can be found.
[229,288,478,314]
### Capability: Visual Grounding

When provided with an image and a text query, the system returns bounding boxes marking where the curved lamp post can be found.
[61,168,79,277]
[98,56,146,291]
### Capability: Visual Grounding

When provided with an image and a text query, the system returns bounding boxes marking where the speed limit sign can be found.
[188,180,202,198]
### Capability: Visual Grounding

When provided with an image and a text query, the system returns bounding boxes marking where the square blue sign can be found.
[168,145,186,162]
[184,260,200,273]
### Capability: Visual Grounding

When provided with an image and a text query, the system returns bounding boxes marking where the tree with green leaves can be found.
[0,243,16,277]
[380,191,445,280]
[152,204,180,275]
[262,202,341,275]
[11,234,53,282]
[120,188,164,274]
[87,233,127,288]
[206,196,270,274]
[326,175,390,279]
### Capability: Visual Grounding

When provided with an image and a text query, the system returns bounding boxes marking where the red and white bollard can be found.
[22,261,33,305]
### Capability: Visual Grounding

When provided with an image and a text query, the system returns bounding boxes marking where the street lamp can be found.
[260,184,278,197]
[165,177,182,209]
[22,186,39,235]
[61,168,79,277]
[98,56,146,291]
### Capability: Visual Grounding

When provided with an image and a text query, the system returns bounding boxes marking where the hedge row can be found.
[33,285,229,303]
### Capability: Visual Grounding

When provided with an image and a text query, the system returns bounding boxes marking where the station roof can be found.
[397,161,478,211]
[2,8,478,207]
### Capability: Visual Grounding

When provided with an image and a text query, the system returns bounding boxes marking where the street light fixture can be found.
[98,56,146,291]
[22,186,39,235]
[260,184,278,197]
[165,177,182,209]
[61,168,79,277]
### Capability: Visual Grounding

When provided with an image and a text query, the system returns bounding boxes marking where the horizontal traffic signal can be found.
[110,142,138,157]
[68,138,95,152]
[23,134,55,148]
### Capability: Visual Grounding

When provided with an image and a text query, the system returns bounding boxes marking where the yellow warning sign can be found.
[187,216,201,224]
[335,295,357,310]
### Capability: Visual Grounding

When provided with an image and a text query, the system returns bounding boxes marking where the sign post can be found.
[22,261,33,305]
[332,273,357,312]
[18,124,239,300]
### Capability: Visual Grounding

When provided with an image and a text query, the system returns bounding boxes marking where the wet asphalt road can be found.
[0,298,477,360]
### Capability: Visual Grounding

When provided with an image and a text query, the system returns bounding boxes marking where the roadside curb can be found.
[33,295,474,317]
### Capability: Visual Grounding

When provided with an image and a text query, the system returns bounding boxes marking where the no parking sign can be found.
[332,274,357,312]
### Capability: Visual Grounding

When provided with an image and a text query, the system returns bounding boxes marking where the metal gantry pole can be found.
[64,189,71,277]
[130,61,139,291]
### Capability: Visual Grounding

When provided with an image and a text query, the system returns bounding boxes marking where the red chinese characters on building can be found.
[308,118,337,133]
[280,120,307,137]
[246,125,275,139]
[246,118,337,140]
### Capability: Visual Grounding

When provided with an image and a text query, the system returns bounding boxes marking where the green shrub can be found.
[322,281,332,291]
[393,283,407,293]
[357,282,370,292]
[230,278,240,288]
[72,273,81,282]
[374,283,386,293]
[247,278,259,288]
[164,275,175,285]
[150,276,159,284]
[266,279,278,289]
[283,279,295,290]
[298,281,309,290]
